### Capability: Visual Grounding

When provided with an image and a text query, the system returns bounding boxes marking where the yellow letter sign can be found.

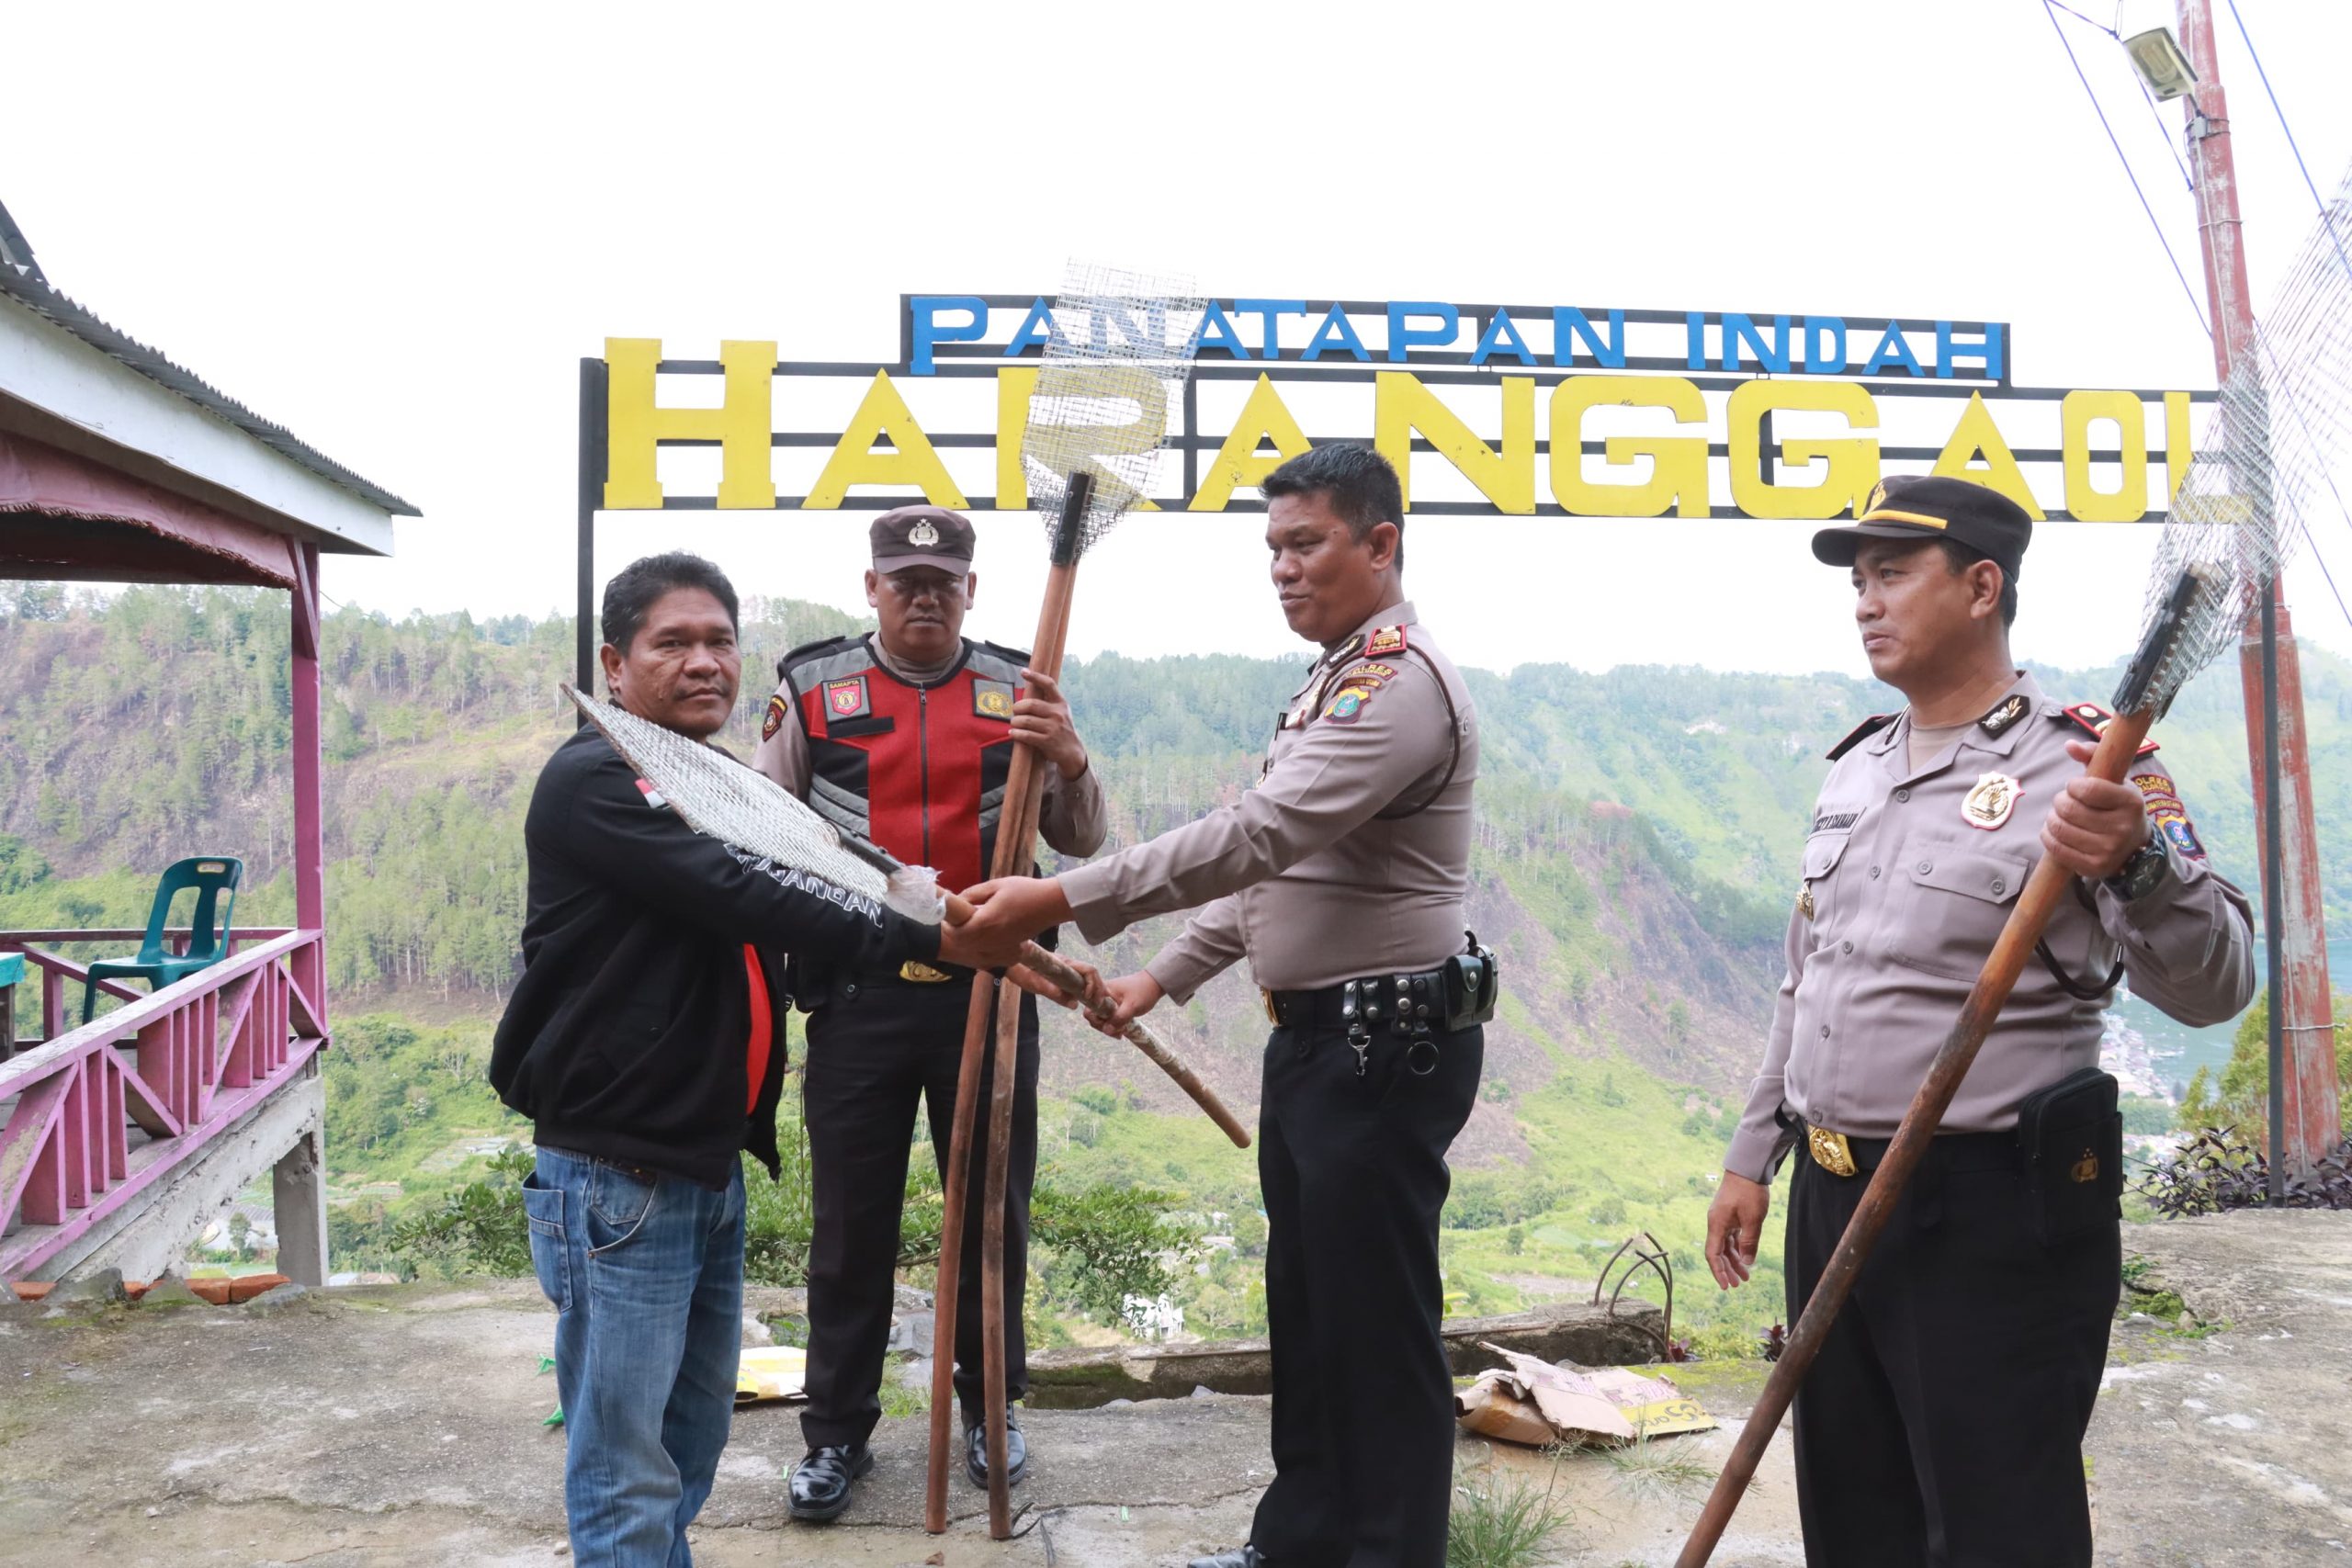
[805,372,968,510]
[605,338,778,510]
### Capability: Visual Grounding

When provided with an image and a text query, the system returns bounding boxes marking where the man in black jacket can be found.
[491,552,1014,1568]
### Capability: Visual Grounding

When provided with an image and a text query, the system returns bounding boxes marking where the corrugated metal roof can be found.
[0,236,418,519]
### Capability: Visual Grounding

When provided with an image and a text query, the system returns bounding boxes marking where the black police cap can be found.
[1810,475,2031,580]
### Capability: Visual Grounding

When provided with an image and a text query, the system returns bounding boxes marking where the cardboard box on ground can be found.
[1455,1344,1716,1447]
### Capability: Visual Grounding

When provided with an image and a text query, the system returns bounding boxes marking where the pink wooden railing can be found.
[0,928,326,1281]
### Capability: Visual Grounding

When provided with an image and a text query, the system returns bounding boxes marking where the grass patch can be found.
[1447,1456,1575,1568]
[877,1365,930,1419]
[1594,1432,1719,1502]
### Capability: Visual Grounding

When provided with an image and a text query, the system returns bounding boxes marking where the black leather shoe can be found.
[787,1442,873,1522]
[964,1410,1028,1488]
[1187,1548,1268,1568]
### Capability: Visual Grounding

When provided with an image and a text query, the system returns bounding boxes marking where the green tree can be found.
[2177,987,2352,1138]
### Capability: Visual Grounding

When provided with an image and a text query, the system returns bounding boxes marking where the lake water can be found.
[2107,936,2351,1101]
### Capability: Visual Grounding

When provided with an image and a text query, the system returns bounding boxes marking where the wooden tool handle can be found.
[932,547,1085,1538]
[938,887,1251,1150]
[1676,706,2154,1567]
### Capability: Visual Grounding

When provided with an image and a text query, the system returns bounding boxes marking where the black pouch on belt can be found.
[1442,932,1500,1031]
[2016,1066,2124,1246]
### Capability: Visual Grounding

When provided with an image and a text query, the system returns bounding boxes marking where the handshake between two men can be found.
[937,874,1160,1037]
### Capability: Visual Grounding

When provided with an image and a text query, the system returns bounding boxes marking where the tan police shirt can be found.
[1058,599,1479,997]
[1724,671,2256,1183]
[752,637,1107,858]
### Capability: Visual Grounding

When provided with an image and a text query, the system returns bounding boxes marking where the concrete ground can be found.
[1,1211,2346,1567]
[2087,1211,2352,1564]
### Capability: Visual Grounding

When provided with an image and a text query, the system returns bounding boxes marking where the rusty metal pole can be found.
[2176,0,2340,1183]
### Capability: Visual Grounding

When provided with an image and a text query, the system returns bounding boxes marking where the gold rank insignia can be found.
[1961,772,2022,830]
[1978,694,2028,738]
[1797,885,1815,920]
[1363,625,1408,658]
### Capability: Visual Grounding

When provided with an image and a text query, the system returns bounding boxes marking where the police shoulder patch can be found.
[1363,625,1408,658]
[2149,802,2207,861]
[2062,701,2161,758]
[1825,713,1896,761]
[1320,683,1376,725]
[2129,768,2185,813]
[761,693,789,742]
[2127,765,2206,860]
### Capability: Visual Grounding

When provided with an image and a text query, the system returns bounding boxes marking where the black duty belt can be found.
[1802,1122,2019,1178]
[1263,966,1454,1078]
[832,960,974,998]
[1261,966,1452,1030]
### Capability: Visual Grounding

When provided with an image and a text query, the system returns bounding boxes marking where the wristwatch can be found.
[2105,828,2170,902]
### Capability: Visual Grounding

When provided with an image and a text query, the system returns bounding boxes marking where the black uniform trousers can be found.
[1249,1016,1483,1568]
[797,976,1040,1451]
[1785,1137,2121,1568]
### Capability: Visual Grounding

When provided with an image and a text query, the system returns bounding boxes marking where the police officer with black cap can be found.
[752,504,1106,1521]
[1703,473,2255,1566]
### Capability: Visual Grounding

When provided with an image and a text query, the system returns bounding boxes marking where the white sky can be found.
[11,0,2352,676]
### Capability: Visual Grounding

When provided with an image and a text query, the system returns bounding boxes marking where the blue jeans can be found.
[524,1145,746,1568]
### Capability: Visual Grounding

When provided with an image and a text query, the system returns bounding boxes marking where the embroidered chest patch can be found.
[824,677,871,720]
[972,680,1015,721]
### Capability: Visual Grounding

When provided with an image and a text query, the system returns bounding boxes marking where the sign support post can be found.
[576,356,608,702]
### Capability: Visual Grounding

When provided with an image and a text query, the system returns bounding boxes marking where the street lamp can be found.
[2123,26,2199,100]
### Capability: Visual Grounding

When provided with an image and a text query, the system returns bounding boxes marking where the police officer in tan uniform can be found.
[1704,474,2256,1568]
[963,444,1491,1568]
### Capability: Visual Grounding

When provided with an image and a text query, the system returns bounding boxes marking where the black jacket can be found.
[490,725,940,1184]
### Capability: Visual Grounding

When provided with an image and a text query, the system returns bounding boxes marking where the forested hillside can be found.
[3,581,2346,1078]
[6,581,2346,1340]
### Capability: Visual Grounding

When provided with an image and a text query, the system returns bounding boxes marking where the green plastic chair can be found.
[82,857,243,1024]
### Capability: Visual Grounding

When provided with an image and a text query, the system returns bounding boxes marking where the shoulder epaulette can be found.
[973,637,1034,668]
[1362,624,1409,660]
[1826,714,1896,761]
[2059,701,2161,757]
[1978,693,2030,738]
[775,633,859,682]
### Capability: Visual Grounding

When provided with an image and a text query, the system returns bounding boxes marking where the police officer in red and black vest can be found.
[753,504,1106,1522]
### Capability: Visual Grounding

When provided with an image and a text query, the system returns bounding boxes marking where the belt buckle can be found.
[1261,987,1281,1024]
[899,961,954,984]
[1807,1125,1859,1178]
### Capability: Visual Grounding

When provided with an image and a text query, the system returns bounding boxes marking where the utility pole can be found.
[2176,0,2340,1181]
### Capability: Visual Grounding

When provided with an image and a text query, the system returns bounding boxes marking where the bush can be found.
[390,1144,535,1276]
[1032,1180,1195,1330]
[2139,1125,2352,1215]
